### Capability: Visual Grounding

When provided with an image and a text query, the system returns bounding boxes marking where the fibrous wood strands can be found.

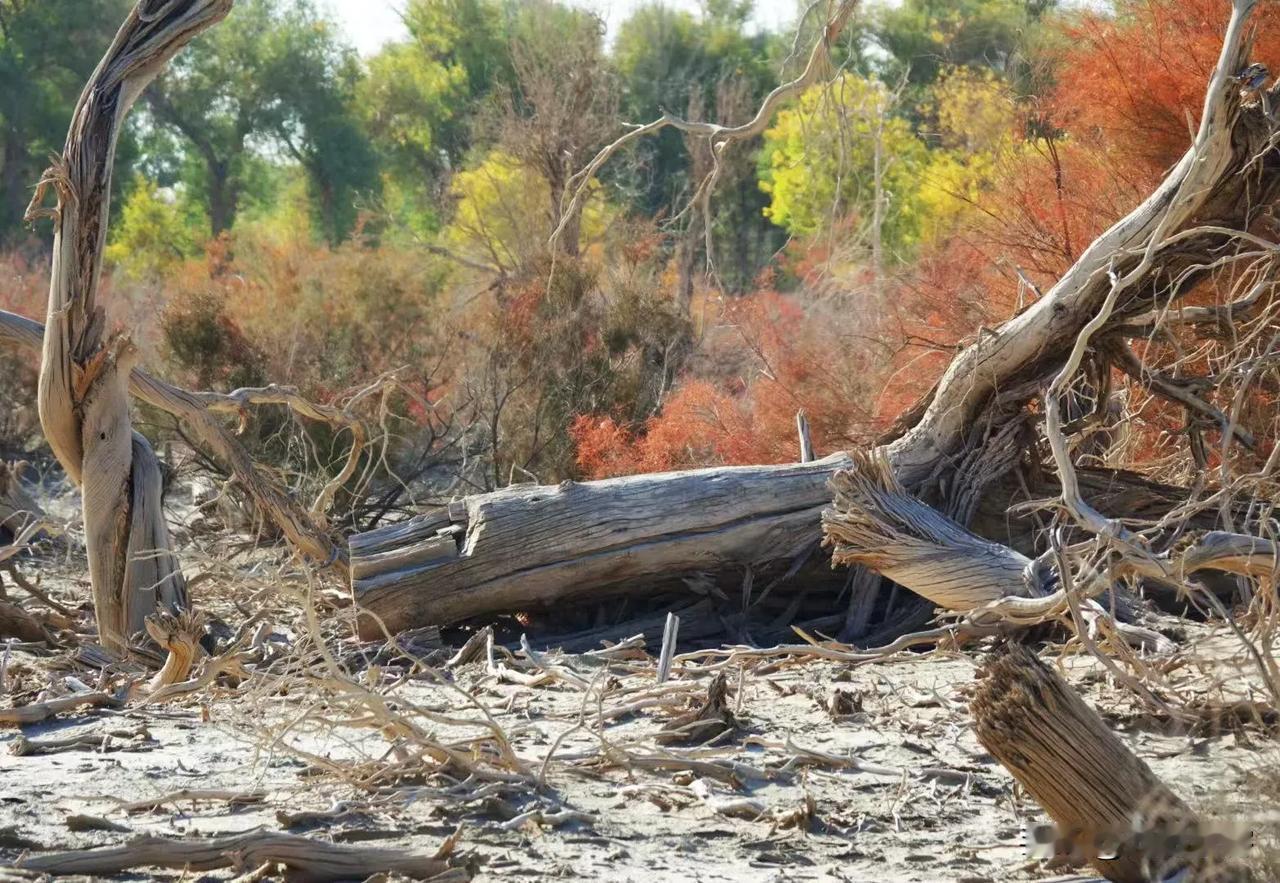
[24,1,234,652]
[823,451,1037,610]
[971,645,1248,882]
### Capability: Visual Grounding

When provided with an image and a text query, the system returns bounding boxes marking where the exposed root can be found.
[143,609,207,692]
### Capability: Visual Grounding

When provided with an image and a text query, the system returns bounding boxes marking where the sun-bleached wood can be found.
[824,451,1034,610]
[13,829,460,881]
[28,1,234,650]
[350,452,1246,637]
[971,645,1198,883]
[351,453,853,636]
[0,302,346,573]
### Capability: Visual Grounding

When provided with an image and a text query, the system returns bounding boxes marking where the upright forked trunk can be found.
[27,0,234,652]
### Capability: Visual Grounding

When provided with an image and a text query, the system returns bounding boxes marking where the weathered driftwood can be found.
[824,452,1036,610]
[970,645,1239,882]
[11,829,463,881]
[821,453,1265,658]
[351,449,1231,638]
[351,454,852,636]
[25,0,233,652]
[0,690,123,726]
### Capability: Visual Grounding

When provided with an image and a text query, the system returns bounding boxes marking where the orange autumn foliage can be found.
[571,289,880,477]
[574,0,1280,479]
[1053,0,1280,177]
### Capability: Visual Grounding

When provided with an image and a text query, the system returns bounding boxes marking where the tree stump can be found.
[970,645,1241,882]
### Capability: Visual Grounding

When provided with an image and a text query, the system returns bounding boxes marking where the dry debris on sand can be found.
[1,545,1277,883]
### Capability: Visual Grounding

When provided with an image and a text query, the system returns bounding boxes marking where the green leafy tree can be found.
[360,0,516,236]
[141,0,378,242]
[871,0,1056,89]
[0,0,132,245]
[613,2,775,215]
[106,175,205,279]
[612,2,784,289]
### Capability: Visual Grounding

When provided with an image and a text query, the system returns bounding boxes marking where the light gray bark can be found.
[29,0,234,651]
[351,454,852,636]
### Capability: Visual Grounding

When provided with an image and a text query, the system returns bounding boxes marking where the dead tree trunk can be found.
[26,0,233,652]
[350,454,852,637]
[349,452,1248,637]
[970,645,1242,882]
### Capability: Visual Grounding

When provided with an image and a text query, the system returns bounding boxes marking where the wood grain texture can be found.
[13,829,460,881]
[351,454,853,636]
[26,1,234,650]
[971,645,1191,883]
[823,451,1033,611]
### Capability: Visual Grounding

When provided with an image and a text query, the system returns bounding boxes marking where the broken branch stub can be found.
[823,451,1036,610]
[27,0,234,651]
[969,645,1242,882]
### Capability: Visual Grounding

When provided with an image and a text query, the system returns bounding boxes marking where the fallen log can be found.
[350,452,1237,638]
[970,645,1244,882]
[11,829,464,881]
[351,454,853,637]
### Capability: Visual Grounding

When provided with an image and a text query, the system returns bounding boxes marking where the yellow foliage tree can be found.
[758,73,927,255]
[106,175,204,279]
[916,66,1021,240]
[443,149,608,273]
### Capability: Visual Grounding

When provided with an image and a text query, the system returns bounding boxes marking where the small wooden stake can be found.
[656,612,680,683]
[796,411,814,463]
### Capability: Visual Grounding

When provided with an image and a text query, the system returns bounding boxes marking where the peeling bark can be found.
[350,455,853,636]
[26,0,235,652]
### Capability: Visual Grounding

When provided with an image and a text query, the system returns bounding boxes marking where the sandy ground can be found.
[2,589,1276,882]
[0,485,1276,881]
